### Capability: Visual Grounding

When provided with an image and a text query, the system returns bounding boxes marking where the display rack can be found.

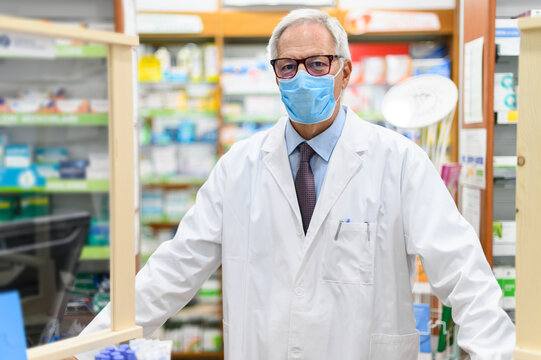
[459,0,539,328]
[0,12,139,360]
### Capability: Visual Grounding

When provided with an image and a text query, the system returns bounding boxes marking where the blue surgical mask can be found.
[278,66,342,124]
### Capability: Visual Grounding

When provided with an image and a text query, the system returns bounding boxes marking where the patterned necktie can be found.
[295,142,316,234]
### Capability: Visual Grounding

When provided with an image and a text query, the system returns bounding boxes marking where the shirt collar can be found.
[285,105,346,161]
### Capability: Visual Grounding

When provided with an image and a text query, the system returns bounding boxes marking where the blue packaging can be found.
[4,144,32,168]
[412,58,451,78]
[414,303,431,354]
[177,120,196,143]
[35,163,60,178]
[35,147,68,164]
[59,160,88,179]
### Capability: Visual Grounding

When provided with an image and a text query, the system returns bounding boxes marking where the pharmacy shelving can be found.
[459,0,540,324]
[0,113,108,126]
[139,109,217,118]
[0,6,121,353]
[0,179,108,193]
[0,44,108,59]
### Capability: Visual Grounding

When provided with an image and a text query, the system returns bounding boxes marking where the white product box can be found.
[494,73,516,111]
[495,19,520,56]
[493,266,516,310]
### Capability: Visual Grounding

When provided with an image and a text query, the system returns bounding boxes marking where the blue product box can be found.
[5,144,32,168]
[35,147,68,164]
[59,160,88,179]
[87,218,109,246]
[414,303,431,354]
[412,58,451,78]
[0,166,46,188]
[177,121,196,143]
[151,132,173,146]
[35,163,60,178]
[0,291,28,360]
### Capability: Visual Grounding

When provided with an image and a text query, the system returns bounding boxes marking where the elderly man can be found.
[77,8,514,360]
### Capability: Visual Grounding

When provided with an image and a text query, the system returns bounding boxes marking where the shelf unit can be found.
[0,7,140,359]
[0,2,140,358]
[0,179,109,193]
[0,113,108,126]
[459,1,539,328]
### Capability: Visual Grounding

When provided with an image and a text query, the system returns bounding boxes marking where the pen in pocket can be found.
[334,219,350,240]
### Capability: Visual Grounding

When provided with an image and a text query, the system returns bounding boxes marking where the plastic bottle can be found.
[125,349,137,360]
[155,47,171,76]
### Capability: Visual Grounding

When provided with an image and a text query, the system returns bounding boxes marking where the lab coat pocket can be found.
[369,332,419,360]
[321,221,376,285]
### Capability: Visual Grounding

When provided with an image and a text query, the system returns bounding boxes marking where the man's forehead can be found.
[277,23,335,57]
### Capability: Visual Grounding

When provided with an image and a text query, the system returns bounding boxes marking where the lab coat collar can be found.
[261,117,303,230]
[261,107,370,242]
[261,106,369,154]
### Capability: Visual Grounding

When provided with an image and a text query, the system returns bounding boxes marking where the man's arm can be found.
[401,147,515,360]
[75,158,227,359]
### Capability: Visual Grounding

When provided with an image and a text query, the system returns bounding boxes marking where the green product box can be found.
[19,194,49,218]
[0,196,17,222]
[86,218,110,246]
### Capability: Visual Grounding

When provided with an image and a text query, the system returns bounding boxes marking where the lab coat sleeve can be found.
[401,147,515,360]
[75,158,226,359]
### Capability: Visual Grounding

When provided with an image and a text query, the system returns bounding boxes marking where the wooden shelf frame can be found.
[137,5,459,161]
[460,0,497,266]
[515,15,541,360]
[0,14,142,360]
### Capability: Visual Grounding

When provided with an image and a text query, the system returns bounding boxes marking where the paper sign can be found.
[344,10,441,34]
[137,14,203,34]
[0,291,28,359]
[459,128,486,189]
[0,32,54,58]
[464,37,484,124]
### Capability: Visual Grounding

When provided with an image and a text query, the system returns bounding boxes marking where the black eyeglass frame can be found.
[270,54,342,79]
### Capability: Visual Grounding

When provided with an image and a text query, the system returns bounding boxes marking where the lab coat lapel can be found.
[261,117,303,228]
[304,109,369,246]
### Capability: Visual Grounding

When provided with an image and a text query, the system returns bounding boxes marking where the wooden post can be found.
[514,16,541,360]
[108,43,136,331]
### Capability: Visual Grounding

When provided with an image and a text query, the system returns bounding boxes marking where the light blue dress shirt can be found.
[285,105,346,201]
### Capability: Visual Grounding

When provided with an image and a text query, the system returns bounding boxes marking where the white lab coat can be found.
[80,107,515,360]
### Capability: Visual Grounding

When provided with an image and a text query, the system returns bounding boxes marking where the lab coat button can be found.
[294,287,304,296]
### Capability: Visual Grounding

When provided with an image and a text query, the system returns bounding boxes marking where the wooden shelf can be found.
[137,9,455,39]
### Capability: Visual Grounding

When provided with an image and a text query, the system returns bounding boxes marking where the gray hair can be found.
[268,8,351,61]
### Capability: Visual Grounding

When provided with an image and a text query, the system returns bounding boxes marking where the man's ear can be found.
[341,59,353,89]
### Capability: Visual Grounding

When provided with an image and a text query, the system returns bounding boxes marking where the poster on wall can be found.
[459,128,486,189]
[464,37,484,124]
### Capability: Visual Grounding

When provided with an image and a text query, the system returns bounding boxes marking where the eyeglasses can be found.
[270,55,341,79]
